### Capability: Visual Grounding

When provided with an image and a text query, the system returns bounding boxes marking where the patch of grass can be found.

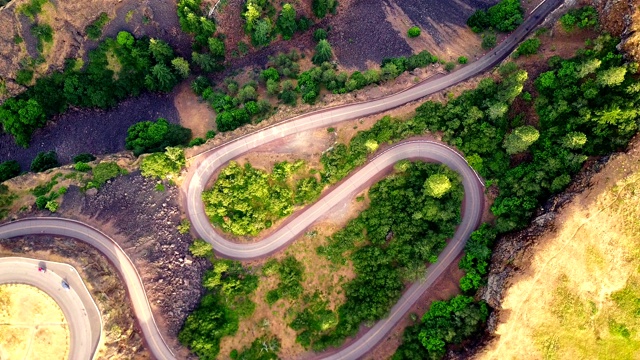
[87,162,124,188]
[85,12,110,40]
[125,10,135,23]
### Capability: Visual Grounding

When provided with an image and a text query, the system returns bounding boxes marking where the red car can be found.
[38,267,46,273]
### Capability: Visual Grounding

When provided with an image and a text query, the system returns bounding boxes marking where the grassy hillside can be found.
[478,138,640,359]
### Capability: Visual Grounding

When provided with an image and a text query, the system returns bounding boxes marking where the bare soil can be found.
[173,81,216,138]
[0,284,69,360]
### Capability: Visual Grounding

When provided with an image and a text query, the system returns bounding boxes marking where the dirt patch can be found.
[173,81,217,138]
[328,0,496,69]
[0,284,69,360]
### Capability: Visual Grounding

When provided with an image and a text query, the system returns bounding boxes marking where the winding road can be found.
[0,1,562,359]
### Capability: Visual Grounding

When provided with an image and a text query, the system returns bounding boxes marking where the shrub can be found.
[312,0,337,18]
[481,34,497,49]
[189,239,213,258]
[85,12,110,40]
[90,162,123,186]
[313,29,328,42]
[73,153,96,163]
[0,161,21,182]
[560,6,598,31]
[515,38,541,57]
[407,26,421,38]
[467,0,523,33]
[16,69,34,86]
[125,118,191,156]
[74,162,92,172]
[444,62,456,72]
[30,151,59,172]
[312,40,333,65]
[188,137,206,147]
[177,219,191,234]
[205,130,216,139]
[140,147,185,180]
[458,56,468,64]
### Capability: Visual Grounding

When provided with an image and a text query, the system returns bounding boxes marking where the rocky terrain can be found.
[592,0,640,61]
[58,172,209,357]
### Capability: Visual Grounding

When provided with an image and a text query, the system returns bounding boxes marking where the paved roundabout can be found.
[0,1,562,358]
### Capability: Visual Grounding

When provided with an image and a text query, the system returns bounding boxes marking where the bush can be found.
[458,56,468,64]
[312,0,337,18]
[205,130,216,139]
[515,38,541,57]
[481,34,497,49]
[15,69,34,86]
[0,161,21,182]
[30,151,59,172]
[140,147,185,180]
[467,0,523,33]
[188,137,206,147]
[312,39,333,65]
[125,118,191,156]
[313,29,328,42]
[444,62,456,72]
[189,239,213,258]
[90,162,123,187]
[73,153,96,163]
[177,219,191,234]
[74,162,92,172]
[407,26,421,38]
[85,12,110,40]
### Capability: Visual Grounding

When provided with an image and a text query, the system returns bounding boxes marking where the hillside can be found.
[475,136,640,359]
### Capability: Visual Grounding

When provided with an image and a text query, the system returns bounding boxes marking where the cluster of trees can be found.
[179,259,259,359]
[559,6,598,31]
[202,160,322,236]
[0,161,20,182]
[393,296,488,360]
[242,0,335,48]
[125,118,191,155]
[17,0,48,20]
[467,0,523,33]
[0,32,183,147]
[242,0,311,47]
[394,32,640,359]
[291,162,463,350]
[262,256,305,304]
[289,291,338,350]
[514,38,541,58]
[85,12,110,40]
[177,0,225,72]
[195,77,273,132]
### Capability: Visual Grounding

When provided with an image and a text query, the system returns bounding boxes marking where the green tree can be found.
[481,34,497,49]
[312,39,333,65]
[423,173,452,198]
[125,118,191,155]
[561,131,587,149]
[0,98,46,147]
[503,125,539,155]
[146,64,178,92]
[252,18,273,47]
[208,37,226,59]
[312,0,336,18]
[313,28,328,41]
[277,4,298,40]
[116,31,135,47]
[515,38,541,57]
[597,66,627,87]
[0,161,21,182]
[189,239,213,258]
[148,38,174,63]
[30,151,59,172]
[191,52,219,72]
[171,57,191,79]
[407,26,421,38]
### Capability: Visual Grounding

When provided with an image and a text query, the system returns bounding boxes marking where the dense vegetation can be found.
[194,46,439,133]
[394,33,640,359]
[231,335,280,360]
[202,160,321,236]
[263,256,305,305]
[139,147,186,181]
[125,118,191,156]
[0,32,183,147]
[559,6,598,31]
[177,0,225,73]
[467,0,523,33]
[179,258,259,359]
[293,162,463,350]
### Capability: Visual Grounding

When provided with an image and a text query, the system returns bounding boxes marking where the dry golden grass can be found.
[477,145,640,360]
[0,284,69,360]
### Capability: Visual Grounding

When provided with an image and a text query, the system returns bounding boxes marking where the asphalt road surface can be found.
[0,257,101,360]
[0,1,562,358]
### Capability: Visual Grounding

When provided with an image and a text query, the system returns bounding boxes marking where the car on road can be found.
[38,267,46,273]
[61,280,70,291]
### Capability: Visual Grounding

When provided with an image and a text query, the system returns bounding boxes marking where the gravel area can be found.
[0,92,180,170]
[59,172,208,357]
